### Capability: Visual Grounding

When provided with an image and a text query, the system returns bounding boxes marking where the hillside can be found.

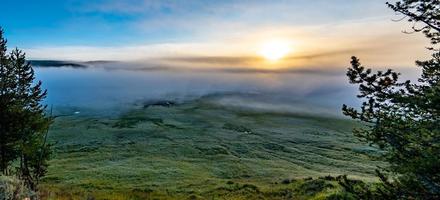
[41,94,382,199]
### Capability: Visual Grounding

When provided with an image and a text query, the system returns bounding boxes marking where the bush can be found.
[0,176,34,200]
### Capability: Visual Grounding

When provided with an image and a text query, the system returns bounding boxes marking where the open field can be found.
[41,94,382,199]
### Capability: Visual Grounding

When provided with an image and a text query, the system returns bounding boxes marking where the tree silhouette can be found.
[341,0,440,199]
[0,27,52,193]
[387,0,440,49]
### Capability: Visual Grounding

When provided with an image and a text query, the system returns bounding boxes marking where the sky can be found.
[0,0,431,69]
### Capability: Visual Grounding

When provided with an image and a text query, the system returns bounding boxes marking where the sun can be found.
[258,40,291,61]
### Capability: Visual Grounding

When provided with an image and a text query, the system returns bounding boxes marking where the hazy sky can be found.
[0,0,431,68]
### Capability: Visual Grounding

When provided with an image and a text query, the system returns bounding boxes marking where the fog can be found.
[34,61,421,117]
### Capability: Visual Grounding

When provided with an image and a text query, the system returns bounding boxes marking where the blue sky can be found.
[0,0,429,67]
[1,0,390,46]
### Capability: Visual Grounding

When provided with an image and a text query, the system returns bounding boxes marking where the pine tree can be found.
[0,28,20,175]
[0,27,52,193]
[341,0,440,199]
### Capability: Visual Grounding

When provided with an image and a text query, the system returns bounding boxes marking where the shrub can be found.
[0,176,34,200]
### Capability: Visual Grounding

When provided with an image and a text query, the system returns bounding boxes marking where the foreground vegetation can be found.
[39,94,381,199]
[0,27,52,198]
[41,175,371,200]
[341,1,440,198]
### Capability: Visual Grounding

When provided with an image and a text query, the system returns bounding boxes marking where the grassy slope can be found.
[41,95,381,199]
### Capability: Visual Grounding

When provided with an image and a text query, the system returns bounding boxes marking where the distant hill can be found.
[29,60,88,68]
[29,60,116,68]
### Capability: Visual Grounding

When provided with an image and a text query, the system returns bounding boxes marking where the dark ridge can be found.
[29,60,88,68]
[143,100,177,108]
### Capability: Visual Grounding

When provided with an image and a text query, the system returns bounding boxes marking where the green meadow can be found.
[41,94,382,199]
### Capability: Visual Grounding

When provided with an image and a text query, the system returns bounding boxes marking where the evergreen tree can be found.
[0,28,20,175]
[0,27,52,193]
[341,0,439,199]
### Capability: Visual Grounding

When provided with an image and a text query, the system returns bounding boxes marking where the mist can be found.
[34,60,421,117]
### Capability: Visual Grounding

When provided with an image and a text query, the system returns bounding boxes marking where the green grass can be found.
[41,95,382,199]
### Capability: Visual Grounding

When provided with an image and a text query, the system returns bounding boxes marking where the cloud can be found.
[75,0,395,41]
[152,48,369,67]
[25,27,427,68]
[81,0,204,14]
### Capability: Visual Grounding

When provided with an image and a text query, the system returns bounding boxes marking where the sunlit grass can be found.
[41,94,381,199]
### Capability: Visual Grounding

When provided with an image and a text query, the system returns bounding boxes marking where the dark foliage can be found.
[342,1,440,199]
[29,60,87,68]
[0,27,52,194]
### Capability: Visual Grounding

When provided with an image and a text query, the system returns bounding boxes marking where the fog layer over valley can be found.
[34,60,420,117]
[35,61,352,116]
